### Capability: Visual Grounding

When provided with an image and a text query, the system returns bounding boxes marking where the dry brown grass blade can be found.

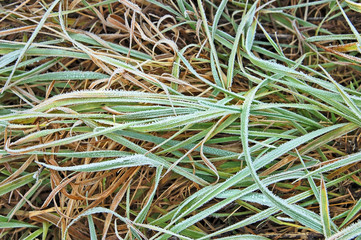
[328,42,359,52]
[1,155,35,185]
[41,173,81,209]
[315,42,361,65]
[0,0,31,23]
[102,167,139,240]
[29,210,88,239]
[0,25,37,37]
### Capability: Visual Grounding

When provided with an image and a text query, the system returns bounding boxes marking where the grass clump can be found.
[1,0,361,239]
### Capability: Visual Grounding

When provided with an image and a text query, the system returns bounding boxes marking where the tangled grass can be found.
[1,0,361,239]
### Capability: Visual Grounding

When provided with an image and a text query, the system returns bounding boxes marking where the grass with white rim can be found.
[1,0,361,239]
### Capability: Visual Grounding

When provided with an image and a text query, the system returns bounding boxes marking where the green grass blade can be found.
[1,0,61,93]
[0,173,34,197]
[320,177,332,238]
[340,197,361,229]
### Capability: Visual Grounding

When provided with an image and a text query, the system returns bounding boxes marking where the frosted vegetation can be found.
[1,0,361,239]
